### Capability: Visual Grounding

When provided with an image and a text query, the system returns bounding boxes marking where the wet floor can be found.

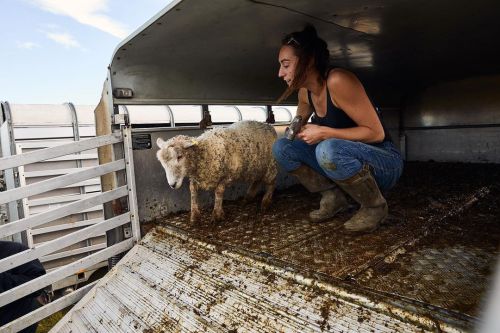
[155,161,500,318]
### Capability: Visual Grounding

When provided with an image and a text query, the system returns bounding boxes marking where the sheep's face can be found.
[156,136,195,189]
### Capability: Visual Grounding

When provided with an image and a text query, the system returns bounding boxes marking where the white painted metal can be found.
[0,281,98,333]
[0,104,143,330]
[29,218,104,235]
[27,193,97,207]
[8,104,74,126]
[12,140,77,149]
[0,186,128,238]
[0,132,122,171]
[40,243,107,263]
[0,237,134,308]
[0,120,22,243]
[0,213,131,274]
[123,105,172,124]
[0,160,125,205]
[23,167,93,178]
[41,153,99,162]
[3,104,109,294]
[122,126,140,243]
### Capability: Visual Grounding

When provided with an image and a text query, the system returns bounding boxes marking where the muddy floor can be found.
[155,161,500,318]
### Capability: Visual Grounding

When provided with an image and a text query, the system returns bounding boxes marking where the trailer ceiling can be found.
[110,0,500,105]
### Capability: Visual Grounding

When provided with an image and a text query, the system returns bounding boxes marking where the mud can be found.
[155,161,500,318]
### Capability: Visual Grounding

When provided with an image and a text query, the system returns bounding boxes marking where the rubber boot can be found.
[290,165,348,222]
[335,165,388,232]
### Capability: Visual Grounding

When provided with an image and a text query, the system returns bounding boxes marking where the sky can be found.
[0,0,172,106]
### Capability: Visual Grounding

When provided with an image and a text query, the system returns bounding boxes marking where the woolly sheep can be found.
[156,120,278,223]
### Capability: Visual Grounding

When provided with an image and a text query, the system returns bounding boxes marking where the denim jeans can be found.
[272,137,404,191]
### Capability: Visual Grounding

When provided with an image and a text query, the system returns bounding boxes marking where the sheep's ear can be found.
[156,137,166,148]
[181,139,198,149]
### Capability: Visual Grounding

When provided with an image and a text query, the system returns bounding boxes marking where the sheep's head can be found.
[156,135,197,189]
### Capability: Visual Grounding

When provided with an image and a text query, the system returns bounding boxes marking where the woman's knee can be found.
[315,139,346,169]
[272,138,290,160]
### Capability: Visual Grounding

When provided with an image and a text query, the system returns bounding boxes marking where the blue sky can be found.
[0,0,171,105]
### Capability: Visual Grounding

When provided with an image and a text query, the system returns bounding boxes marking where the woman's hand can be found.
[296,124,325,145]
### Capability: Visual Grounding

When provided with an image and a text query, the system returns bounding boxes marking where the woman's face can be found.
[278,45,298,86]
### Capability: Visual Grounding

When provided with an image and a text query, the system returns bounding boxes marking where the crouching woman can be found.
[272,24,403,232]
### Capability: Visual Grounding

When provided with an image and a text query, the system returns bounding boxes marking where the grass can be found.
[36,307,71,333]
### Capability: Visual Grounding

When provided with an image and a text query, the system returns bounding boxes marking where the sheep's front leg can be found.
[189,181,201,224]
[211,183,226,222]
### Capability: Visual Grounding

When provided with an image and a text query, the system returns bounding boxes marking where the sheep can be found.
[156,120,278,223]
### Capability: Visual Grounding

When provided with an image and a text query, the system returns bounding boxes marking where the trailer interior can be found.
[52,0,500,332]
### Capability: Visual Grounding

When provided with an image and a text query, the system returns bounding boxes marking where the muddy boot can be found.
[290,165,348,222]
[335,165,388,232]
[309,187,348,222]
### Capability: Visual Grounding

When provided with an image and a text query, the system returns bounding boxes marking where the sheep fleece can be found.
[184,121,277,189]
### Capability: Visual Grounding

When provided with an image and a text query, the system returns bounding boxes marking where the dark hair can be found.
[277,24,330,104]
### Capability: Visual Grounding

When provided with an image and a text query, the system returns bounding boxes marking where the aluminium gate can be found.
[0,128,139,333]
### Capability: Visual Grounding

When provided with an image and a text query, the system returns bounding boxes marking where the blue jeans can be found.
[272,137,404,191]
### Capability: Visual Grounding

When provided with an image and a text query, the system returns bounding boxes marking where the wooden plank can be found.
[0,213,130,273]
[0,132,122,171]
[0,159,125,205]
[0,186,128,238]
[0,238,133,307]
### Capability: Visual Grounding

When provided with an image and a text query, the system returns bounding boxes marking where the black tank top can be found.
[307,78,392,143]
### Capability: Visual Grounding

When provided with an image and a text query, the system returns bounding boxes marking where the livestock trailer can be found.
[2,0,500,332]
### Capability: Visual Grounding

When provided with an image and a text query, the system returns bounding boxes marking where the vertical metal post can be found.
[233,106,243,121]
[200,104,212,129]
[66,103,89,221]
[122,126,141,243]
[266,105,275,124]
[0,102,23,243]
[165,105,175,127]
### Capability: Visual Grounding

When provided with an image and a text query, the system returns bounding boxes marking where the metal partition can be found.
[0,130,139,332]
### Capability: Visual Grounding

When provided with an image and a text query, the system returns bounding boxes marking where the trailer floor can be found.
[155,162,500,319]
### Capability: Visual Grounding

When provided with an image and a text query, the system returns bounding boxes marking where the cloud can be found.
[45,31,82,48]
[17,41,40,49]
[31,0,129,39]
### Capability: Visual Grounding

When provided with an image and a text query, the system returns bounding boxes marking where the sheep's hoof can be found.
[261,199,272,212]
[211,211,225,222]
[190,211,201,224]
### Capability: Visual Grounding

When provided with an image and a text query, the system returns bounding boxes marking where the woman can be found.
[272,24,403,232]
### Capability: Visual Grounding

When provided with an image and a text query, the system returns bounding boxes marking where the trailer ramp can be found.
[51,225,473,333]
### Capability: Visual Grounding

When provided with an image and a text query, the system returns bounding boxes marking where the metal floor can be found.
[159,162,500,319]
[52,162,499,332]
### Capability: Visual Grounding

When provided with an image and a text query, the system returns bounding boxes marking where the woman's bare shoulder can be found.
[327,68,364,97]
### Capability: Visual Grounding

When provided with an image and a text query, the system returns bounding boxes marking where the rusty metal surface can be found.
[156,162,500,323]
[357,186,500,316]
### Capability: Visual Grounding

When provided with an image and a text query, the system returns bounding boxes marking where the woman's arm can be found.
[297,69,385,144]
[295,88,314,126]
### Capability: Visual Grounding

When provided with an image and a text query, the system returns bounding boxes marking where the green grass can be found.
[36,307,71,333]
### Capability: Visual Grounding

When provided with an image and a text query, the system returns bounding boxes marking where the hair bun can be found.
[302,24,318,40]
